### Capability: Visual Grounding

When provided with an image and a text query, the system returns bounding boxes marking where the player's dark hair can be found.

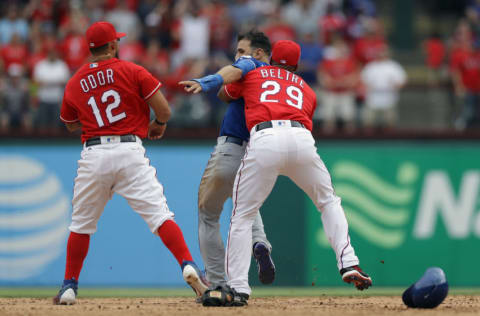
[238,30,271,55]
[89,43,109,55]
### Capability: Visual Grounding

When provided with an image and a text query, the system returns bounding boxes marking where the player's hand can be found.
[148,120,167,140]
[178,80,203,94]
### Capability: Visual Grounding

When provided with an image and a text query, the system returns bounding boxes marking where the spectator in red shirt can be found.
[450,39,480,129]
[0,33,28,73]
[423,31,446,86]
[319,35,359,133]
[60,28,90,72]
[448,19,475,71]
[319,3,346,45]
[424,32,445,70]
[262,9,296,44]
[353,18,386,66]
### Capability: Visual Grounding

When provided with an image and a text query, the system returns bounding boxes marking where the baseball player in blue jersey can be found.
[180,31,275,299]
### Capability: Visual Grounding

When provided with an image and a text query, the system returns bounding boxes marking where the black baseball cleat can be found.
[226,291,249,307]
[202,287,223,307]
[202,285,228,306]
[253,242,275,284]
[340,265,372,290]
[202,285,249,307]
[53,278,78,305]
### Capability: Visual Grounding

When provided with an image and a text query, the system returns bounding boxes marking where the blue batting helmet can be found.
[402,267,449,308]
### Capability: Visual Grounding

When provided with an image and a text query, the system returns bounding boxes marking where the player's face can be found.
[235,39,253,60]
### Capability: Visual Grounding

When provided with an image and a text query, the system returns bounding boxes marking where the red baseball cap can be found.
[85,21,126,48]
[271,40,301,67]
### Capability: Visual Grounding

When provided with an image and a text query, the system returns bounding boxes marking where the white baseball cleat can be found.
[53,278,78,305]
[181,261,209,299]
[58,288,76,305]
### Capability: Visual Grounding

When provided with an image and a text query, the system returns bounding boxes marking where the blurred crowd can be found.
[423,0,480,131]
[0,0,473,136]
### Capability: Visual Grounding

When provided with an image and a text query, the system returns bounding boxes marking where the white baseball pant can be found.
[69,136,174,235]
[226,120,359,295]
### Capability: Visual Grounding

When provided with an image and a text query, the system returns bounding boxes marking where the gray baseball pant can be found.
[198,136,272,286]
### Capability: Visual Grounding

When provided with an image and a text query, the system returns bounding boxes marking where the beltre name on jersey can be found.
[259,67,305,87]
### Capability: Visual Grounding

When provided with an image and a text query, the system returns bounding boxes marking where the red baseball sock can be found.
[157,220,193,265]
[64,232,90,280]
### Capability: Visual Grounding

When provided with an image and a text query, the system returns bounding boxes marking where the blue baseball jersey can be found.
[219,56,268,141]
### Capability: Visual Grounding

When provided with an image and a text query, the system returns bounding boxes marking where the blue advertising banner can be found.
[0,143,231,286]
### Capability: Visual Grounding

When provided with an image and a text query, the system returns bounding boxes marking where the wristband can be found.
[154,118,166,125]
[192,74,224,92]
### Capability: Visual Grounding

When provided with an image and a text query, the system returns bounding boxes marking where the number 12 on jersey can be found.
[260,80,303,109]
[87,89,126,127]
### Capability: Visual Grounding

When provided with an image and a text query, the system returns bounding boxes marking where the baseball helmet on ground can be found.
[402,267,449,308]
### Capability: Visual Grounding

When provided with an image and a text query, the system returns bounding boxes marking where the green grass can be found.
[1,287,480,298]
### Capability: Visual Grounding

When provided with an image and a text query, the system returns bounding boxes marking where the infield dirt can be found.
[1,296,479,316]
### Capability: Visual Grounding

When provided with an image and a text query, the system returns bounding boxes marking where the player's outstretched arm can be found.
[147,90,171,140]
[217,65,243,84]
[179,65,243,94]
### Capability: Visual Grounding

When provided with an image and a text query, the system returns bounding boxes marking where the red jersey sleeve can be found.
[60,88,79,123]
[136,66,162,100]
[224,82,243,99]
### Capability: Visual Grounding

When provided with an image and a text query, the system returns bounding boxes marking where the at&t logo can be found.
[0,156,69,280]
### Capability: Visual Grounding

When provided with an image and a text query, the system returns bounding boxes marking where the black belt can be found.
[85,134,137,147]
[255,120,305,132]
[224,136,244,146]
